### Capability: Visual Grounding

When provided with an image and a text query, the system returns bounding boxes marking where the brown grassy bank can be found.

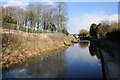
[2,31,78,69]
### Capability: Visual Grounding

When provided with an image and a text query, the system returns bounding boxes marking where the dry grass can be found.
[3,33,74,52]
[2,30,77,68]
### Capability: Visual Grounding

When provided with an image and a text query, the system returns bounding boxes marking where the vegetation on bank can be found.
[78,21,119,41]
[79,20,119,42]
[106,29,120,42]
[2,30,78,69]
[79,29,89,37]
[89,21,119,40]
[79,29,89,40]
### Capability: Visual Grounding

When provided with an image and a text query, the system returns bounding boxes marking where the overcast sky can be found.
[0,0,119,34]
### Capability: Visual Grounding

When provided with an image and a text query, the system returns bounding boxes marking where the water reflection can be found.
[3,49,67,78]
[79,41,89,49]
[63,42,102,78]
[26,50,67,78]
[79,41,101,59]
[89,42,101,59]
[2,42,103,78]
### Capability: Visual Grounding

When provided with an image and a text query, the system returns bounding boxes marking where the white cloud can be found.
[48,1,54,5]
[67,12,118,34]
[40,0,54,5]
[2,0,54,7]
[3,0,29,8]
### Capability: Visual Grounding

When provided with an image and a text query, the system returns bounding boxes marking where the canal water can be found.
[2,41,103,78]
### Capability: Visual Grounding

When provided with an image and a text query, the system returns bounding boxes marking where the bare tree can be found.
[27,4,36,33]
[35,4,42,32]
[22,10,29,32]
[2,2,68,33]
[15,7,24,31]
[55,2,68,32]
[41,5,47,31]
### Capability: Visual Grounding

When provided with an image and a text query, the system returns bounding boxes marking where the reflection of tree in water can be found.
[2,62,27,77]
[26,49,67,78]
[79,42,89,49]
[89,42,101,59]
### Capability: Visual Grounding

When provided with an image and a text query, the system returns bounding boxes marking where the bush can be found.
[106,29,120,42]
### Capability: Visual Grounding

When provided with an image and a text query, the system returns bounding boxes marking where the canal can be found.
[2,41,103,78]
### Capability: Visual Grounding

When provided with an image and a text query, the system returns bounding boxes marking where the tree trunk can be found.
[17,21,19,31]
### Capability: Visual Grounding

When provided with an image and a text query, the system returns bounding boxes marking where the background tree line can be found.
[1,2,69,34]
[89,20,120,39]
[79,20,120,40]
